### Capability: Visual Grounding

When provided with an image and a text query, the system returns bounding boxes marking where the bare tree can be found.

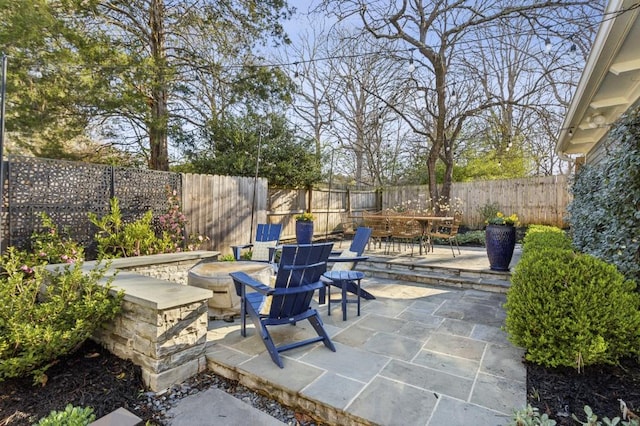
[283,25,336,164]
[285,24,412,186]
[317,0,603,207]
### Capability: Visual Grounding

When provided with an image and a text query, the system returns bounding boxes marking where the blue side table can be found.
[322,270,365,321]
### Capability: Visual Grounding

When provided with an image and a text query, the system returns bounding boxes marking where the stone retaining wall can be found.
[94,297,209,392]
[124,258,203,285]
[56,251,220,392]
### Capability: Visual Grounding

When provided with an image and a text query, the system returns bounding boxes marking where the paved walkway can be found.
[200,271,525,424]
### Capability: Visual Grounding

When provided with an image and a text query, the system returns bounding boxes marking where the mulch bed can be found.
[2,339,640,425]
[527,357,640,424]
[0,340,155,425]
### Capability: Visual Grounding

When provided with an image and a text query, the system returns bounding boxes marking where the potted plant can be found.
[295,212,315,244]
[485,212,519,271]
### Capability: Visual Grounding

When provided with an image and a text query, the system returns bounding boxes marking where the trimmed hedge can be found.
[505,226,640,369]
[521,225,573,255]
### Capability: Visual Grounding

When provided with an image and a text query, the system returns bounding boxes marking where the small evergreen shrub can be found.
[157,186,209,251]
[521,225,573,255]
[34,404,95,426]
[0,249,123,384]
[89,195,207,259]
[29,213,85,265]
[505,242,640,369]
[457,230,486,246]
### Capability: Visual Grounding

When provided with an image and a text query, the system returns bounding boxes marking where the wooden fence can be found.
[116,174,572,252]
[267,187,378,241]
[383,175,571,229]
[181,173,268,255]
[1,156,571,257]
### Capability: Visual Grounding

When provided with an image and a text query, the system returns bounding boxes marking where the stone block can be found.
[141,356,206,392]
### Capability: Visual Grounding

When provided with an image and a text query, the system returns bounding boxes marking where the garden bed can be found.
[2,339,638,425]
[527,357,640,424]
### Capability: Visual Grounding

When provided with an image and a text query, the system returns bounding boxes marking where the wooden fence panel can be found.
[383,176,570,229]
[266,187,379,241]
[181,174,267,255]
[2,158,571,257]
[267,188,308,241]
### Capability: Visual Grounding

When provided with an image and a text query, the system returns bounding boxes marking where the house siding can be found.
[586,98,640,166]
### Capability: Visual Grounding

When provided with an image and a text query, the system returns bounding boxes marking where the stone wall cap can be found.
[46,251,218,310]
[107,271,212,310]
[89,251,219,269]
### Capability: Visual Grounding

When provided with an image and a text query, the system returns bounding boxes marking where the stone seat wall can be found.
[49,251,219,392]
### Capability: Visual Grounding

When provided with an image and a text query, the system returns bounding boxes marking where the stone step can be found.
[357,257,512,293]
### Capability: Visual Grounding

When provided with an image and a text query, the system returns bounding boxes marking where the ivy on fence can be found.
[567,106,640,285]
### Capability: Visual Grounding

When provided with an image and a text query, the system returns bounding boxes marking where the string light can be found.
[408,49,415,73]
[544,37,552,54]
[569,43,577,59]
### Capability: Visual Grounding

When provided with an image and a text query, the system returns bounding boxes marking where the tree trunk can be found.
[148,0,169,171]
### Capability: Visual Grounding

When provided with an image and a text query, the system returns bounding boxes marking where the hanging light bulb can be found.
[408,58,415,73]
[450,83,457,103]
[569,43,577,59]
[544,37,552,54]
[408,49,416,73]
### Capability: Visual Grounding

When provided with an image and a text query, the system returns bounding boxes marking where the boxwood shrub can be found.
[505,228,640,369]
[521,225,573,255]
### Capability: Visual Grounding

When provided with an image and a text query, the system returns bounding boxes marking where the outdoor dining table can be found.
[384,215,454,255]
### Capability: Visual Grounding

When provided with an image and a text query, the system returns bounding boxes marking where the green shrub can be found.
[35,404,95,426]
[29,213,85,265]
[157,186,209,252]
[521,225,573,255]
[477,201,501,224]
[89,197,172,258]
[89,195,207,259]
[0,250,123,384]
[455,230,485,246]
[505,247,640,369]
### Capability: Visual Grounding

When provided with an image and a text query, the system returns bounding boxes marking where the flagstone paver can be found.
[204,249,525,425]
[347,376,439,426]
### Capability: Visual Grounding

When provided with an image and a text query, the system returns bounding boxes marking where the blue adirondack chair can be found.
[319,227,375,304]
[229,242,335,368]
[231,223,283,262]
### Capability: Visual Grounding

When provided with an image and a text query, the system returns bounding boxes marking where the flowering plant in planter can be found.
[295,212,315,222]
[486,212,519,226]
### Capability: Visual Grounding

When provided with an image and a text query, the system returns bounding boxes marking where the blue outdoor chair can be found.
[230,242,335,368]
[319,227,374,305]
[231,223,283,262]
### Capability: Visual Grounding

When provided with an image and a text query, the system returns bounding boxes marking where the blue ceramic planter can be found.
[485,225,516,271]
[295,221,314,244]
